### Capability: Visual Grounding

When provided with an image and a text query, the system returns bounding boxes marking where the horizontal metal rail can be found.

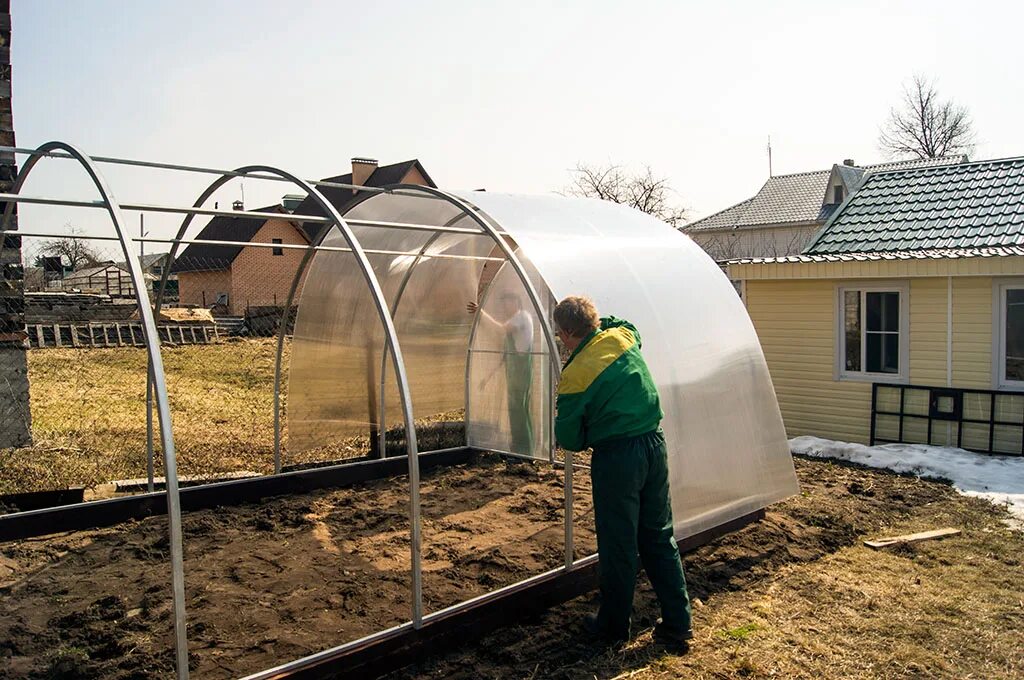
[467,348,551,357]
[0,145,442,200]
[0,193,499,236]
[12,230,506,262]
[481,447,591,471]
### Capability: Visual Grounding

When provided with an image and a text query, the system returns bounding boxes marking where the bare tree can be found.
[879,75,976,160]
[690,225,815,263]
[566,163,687,227]
[36,225,105,271]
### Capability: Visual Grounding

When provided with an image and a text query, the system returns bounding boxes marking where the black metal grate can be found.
[870,383,1024,456]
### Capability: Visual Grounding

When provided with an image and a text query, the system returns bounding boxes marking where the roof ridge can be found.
[765,168,831,179]
[866,154,1024,178]
[683,195,755,229]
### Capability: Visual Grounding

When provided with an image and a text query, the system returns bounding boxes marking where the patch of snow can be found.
[790,436,1024,523]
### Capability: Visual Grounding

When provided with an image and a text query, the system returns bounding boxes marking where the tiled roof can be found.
[293,159,436,242]
[805,156,1024,254]
[685,156,965,232]
[727,245,1024,265]
[170,204,289,273]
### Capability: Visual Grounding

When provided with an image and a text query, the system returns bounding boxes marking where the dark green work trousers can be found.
[590,429,692,637]
[505,342,534,455]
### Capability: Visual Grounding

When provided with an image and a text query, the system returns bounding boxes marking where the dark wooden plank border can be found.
[0,447,475,543]
[0,487,85,512]
[251,508,766,680]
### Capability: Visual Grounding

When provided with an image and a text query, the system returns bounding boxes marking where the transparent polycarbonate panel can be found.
[993,424,1024,455]
[903,388,929,417]
[963,392,991,422]
[377,228,498,438]
[875,386,901,414]
[466,256,555,458]
[901,416,929,445]
[287,240,397,457]
[994,393,1024,424]
[961,421,990,451]
[287,192,492,457]
[453,190,799,538]
[875,414,899,442]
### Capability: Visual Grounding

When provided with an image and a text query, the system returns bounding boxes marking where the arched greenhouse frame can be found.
[0,141,798,680]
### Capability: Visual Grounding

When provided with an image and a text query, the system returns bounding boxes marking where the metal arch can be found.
[462,253,502,452]
[272,222,334,473]
[220,164,426,626]
[0,141,191,680]
[272,183,380,470]
[376,209,482,458]
[386,185,574,569]
[376,230,444,457]
[148,170,263,488]
[386,186,560,376]
[152,173,245,313]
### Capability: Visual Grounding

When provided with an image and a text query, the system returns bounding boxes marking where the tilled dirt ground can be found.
[0,454,596,679]
[3,454,1021,680]
[386,456,1024,680]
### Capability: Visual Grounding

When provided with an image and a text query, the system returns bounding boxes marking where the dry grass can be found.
[0,338,467,495]
[654,515,1023,678]
[2,339,327,493]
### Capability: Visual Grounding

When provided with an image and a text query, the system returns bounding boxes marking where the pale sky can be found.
[11,0,1024,257]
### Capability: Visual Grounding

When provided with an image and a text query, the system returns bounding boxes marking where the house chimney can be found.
[351,157,378,187]
[232,200,244,211]
[843,159,856,166]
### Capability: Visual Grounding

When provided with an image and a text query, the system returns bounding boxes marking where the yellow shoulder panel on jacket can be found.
[558,327,635,395]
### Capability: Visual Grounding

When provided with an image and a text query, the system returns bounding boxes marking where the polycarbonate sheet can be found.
[287,192,492,456]
[466,256,555,458]
[454,190,799,538]
[377,227,498,433]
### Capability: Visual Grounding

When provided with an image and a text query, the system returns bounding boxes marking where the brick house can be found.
[172,158,435,316]
[172,205,305,315]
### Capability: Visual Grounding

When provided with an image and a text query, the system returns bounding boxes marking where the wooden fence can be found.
[28,322,219,349]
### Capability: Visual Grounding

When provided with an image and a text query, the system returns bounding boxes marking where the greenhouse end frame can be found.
[0,141,798,680]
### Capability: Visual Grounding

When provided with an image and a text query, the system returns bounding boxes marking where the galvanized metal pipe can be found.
[377,231,445,458]
[394,186,570,566]
[146,361,155,493]
[0,145,446,200]
[0,141,192,680]
[220,165,425,629]
[10,229,503,262]
[0,193,498,236]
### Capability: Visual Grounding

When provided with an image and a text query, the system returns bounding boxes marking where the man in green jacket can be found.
[553,295,693,653]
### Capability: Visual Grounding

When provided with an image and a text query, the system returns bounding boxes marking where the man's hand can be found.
[466,301,479,314]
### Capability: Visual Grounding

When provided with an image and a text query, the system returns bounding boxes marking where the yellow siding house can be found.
[728,156,1024,455]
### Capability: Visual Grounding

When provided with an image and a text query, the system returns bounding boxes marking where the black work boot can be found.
[583,612,630,646]
[653,619,692,655]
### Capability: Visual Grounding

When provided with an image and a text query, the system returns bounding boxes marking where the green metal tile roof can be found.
[804,156,1024,254]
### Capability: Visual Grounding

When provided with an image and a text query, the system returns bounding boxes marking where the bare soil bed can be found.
[386,456,1024,680]
[3,455,1022,680]
[0,454,596,679]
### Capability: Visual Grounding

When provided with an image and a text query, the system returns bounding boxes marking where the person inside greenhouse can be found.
[552,295,693,653]
[466,291,535,455]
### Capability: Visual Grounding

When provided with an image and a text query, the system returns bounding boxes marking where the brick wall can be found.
[0,0,31,448]
[177,269,232,312]
[230,218,309,316]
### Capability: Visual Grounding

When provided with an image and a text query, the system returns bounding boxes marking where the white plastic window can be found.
[995,281,1024,389]
[836,283,909,383]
